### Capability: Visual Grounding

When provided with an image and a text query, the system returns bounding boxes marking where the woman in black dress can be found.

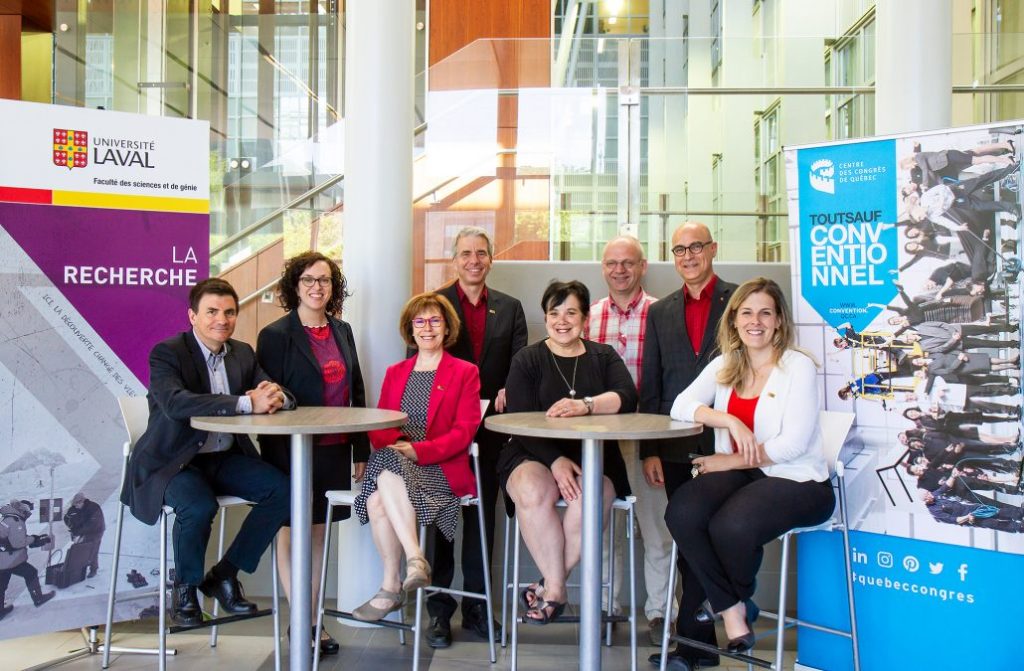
[498,280,637,624]
[257,251,369,655]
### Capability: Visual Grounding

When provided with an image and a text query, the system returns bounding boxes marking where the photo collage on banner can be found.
[0,100,209,640]
[786,121,1024,670]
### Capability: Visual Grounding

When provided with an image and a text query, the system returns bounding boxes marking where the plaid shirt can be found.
[588,289,656,389]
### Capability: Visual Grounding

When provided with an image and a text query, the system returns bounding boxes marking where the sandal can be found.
[524,598,566,626]
[520,578,545,611]
[352,589,405,621]
[402,555,431,592]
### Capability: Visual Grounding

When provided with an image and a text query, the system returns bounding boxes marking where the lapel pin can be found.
[489,309,496,314]
[767,392,776,398]
[437,384,445,391]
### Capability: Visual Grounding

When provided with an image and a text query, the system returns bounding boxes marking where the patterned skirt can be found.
[353,447,460,541]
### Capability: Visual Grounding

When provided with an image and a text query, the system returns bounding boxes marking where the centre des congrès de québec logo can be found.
[809,158,835,194]
[53,128,88,170]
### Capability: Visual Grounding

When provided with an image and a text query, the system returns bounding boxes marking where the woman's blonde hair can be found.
[715,277,799,392]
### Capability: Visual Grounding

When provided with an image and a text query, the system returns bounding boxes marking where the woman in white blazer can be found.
[665,277,834,654]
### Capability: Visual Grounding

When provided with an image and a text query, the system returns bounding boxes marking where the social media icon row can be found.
[875,552,968,580]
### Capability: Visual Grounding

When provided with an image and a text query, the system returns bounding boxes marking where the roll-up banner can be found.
[0,100,208,639]
[785,122,1024,670]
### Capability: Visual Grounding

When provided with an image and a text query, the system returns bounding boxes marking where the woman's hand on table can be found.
[551,456,583,502]
[546,397,588,418]
[391,440,418,462]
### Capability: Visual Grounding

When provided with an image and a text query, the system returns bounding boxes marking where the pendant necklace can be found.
[549,347,580,398]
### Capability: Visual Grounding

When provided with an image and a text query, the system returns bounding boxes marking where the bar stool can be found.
[658,410,860,671]
[313,401,496,669]
[102,396,281,671]
[501,495,638,671]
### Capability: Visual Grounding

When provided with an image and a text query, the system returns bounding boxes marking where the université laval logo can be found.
[53,128,88,170]
[809,158,835,194]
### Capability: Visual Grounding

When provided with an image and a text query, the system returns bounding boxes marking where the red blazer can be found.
[369,351,482,497]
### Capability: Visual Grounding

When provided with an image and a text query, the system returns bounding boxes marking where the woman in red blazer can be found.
[351,292,482,621]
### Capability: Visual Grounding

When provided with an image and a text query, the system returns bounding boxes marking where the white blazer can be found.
[669,349,828,483]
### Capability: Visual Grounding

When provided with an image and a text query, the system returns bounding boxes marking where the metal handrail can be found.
[239,278,281,308]
[211,122,429,258]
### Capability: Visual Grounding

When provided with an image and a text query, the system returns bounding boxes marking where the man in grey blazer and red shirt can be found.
[641,221,737,670]
[427,226,528,647]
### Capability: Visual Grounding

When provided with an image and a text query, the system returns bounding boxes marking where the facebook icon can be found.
[958,563,969,581]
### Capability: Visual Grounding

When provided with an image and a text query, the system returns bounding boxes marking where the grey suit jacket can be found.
[639,277,737,463]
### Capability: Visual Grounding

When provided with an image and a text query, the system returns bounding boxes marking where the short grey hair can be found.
[451,226,494,259]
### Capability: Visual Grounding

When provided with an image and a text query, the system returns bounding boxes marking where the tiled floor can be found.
[2,600,796,671]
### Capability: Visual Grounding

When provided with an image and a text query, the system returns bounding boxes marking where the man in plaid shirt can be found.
[588,235,676,646]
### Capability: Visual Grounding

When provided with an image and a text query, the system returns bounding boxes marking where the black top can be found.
[501,339,638,497]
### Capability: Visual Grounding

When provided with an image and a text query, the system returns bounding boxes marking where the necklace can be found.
[549,348,580,398]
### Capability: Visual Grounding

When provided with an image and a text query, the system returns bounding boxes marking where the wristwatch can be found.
[582,396,595,415]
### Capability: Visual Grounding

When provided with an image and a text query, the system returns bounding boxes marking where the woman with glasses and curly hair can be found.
[665,277,834,654]
[257,251,370,655]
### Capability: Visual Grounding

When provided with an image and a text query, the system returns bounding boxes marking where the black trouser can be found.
[662,460,718,653]
[665,470,834,614]
[0,561,41,603]
[427,426,502,619]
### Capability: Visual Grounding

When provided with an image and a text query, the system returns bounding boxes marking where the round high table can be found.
[485,412,702,671]
[191,406,406,671]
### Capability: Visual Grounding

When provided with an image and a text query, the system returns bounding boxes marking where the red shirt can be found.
[306,325,349,444]
[683,274,718,356]
[727,389,759,453]
[455,283,488,363]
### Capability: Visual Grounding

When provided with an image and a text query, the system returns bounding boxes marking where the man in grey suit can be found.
[641,221,737,670]
[122,278,293,626]
[427,227,528,647]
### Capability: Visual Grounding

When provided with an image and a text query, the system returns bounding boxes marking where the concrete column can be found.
[337,0,415,619]
[875,0,952,135]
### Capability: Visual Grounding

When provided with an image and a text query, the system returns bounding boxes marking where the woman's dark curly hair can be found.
[277,251,349,316]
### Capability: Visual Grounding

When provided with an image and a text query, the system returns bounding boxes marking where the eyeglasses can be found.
[299,276,332,287]
[412,316,443,329]
[671,240,714,257]
[603,260,638,270]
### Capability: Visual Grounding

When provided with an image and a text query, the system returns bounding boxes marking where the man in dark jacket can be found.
[641,221,737,670]
[426,226,527,647]
[63,492,105,578]
[121,278,293,626]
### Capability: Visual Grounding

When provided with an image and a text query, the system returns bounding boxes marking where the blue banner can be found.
[798,141,899,331]
[797,530,1022,671]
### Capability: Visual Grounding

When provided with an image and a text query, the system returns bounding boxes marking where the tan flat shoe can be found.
[352,589,405,621]
[402,555,431,592]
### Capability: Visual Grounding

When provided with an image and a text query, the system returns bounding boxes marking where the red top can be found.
[368,351,482,498]
[726,389,759,453]
[683,274,718,356]
[455,283,488,363]
[305,325,349,444]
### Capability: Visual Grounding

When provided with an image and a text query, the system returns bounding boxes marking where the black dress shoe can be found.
[171,584,203,626]
[198,572,257,614]
[461,602,501,641]
[647,648,720,669]
[727,630,755,654]
[317,626,340,655]
[426,616,452,648]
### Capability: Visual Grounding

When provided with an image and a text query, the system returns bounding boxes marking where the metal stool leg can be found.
[628,502,637,671]
[510,516,522,671]
[158,511,168,671]
[500,513,511,648]
[210,509,227,648]
[776,533,791,671]
[101,502,126,669]
[605,505,617,646]
[659,542,678,671]
[475,497,497,663]
[314,509,334,668]
[271,537,281,671]
[411,528,428,671]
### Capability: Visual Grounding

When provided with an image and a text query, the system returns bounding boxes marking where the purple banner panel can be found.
[0,202,209,385]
